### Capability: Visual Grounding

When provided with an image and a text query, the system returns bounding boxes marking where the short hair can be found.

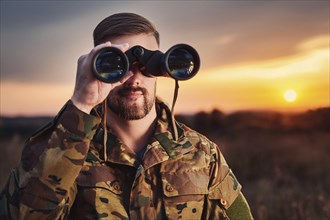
[93,13,160,46]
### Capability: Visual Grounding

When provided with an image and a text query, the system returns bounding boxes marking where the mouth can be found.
[119,87,145,100]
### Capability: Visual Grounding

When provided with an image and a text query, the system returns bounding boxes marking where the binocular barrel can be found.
[92,44,200,83]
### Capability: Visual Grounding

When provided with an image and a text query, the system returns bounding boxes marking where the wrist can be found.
[70,98,94,114]
[59,100,102,139]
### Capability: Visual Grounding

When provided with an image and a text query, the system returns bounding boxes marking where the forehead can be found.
[108,34,159,51]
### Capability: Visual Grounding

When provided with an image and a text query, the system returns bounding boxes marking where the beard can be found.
[107,84,156,120]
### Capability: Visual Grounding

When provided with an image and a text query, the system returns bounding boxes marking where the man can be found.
[0,13,253,219]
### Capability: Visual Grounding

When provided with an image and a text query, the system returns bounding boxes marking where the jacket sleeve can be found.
[0,100,101,220]
[204,142,253,219]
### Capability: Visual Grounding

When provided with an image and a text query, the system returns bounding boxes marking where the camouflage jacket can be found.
[1,99,250,220]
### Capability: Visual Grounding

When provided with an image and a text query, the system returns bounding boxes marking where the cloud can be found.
[1,1,328,83]
[297,35,330,51]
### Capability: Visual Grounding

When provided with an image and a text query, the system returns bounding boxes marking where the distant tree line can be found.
[0,107,329,140]
[176,107,330,135]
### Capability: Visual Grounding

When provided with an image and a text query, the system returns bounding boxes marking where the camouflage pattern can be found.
[0,99,250,220]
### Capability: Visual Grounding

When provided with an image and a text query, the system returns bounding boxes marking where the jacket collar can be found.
[92,98,194,168]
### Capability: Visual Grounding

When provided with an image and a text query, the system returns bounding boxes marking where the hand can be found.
[71,42,132,114]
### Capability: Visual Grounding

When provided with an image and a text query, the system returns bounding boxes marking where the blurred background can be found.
[1,1,329,219]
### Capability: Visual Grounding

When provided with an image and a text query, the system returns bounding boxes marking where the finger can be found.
[89,41,112,56]
[77,54,88,65]
[111,43,130,52]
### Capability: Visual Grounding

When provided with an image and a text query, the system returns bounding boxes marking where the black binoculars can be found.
[92,44,200,83]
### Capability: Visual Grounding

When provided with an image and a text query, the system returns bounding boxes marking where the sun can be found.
[284,89,297,102]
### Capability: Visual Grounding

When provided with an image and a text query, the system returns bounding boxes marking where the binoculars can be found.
[92,44,200,83]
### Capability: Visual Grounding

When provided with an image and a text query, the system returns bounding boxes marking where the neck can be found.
[106,105,157,153]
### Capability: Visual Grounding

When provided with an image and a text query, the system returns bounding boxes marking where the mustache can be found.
[117,86,148,95]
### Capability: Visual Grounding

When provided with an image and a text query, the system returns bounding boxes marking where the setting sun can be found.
[284,89,297,103]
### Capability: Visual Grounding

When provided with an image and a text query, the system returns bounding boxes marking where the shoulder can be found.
[177,122,219,157]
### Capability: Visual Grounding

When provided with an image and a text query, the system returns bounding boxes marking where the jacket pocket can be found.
[74,166,128,219]
[76,166,123,196]
[161,168,209,220]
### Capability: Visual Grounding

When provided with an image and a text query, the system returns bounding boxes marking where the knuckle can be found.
[78,55,86,63]
[90,47,98,54]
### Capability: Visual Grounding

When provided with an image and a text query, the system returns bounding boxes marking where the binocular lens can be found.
[93,49,128,83]
[167,48,195,80]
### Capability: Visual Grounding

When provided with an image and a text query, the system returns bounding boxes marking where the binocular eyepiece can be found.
[92,44,200,83]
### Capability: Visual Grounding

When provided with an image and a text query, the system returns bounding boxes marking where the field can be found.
[1,108,329,219]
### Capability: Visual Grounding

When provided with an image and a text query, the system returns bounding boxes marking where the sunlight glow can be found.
[184,38,329,113]
[284,90,297,103]
[0,82,73,116]
[205,48,329,80]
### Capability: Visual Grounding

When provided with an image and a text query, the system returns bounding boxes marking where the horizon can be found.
[1,105,328,118]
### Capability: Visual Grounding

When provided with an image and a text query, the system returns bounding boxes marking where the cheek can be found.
[144,78,157,92]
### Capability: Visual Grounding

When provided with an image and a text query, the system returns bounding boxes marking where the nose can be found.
[124,62,144,86]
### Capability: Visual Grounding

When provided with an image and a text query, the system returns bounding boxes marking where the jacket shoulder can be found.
[178,122,218,157]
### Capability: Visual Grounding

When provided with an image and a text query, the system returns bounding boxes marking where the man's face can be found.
[106,34,159,120]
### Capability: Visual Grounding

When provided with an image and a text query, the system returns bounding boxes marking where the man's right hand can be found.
[71,42,132,114]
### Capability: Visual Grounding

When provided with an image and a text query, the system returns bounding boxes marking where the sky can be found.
[1,1,329,116]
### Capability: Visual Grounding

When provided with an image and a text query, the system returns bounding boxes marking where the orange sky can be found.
[168,35,329,114]
[1,1,329,116]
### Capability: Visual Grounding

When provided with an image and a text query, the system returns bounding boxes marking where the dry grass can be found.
[1,108,329,219]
